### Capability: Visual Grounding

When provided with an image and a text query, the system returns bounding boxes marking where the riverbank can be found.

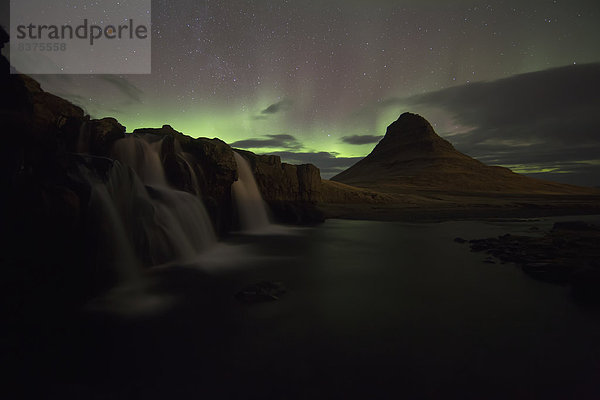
[318,192,600,222]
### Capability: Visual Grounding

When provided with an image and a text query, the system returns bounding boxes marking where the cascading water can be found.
[84,164,141,285]
[112,135,167,186]
[180,152,202,196]
[75,133,218,286]
[109,134,217,266]
[231,152,271,232]
[147,185,216,262]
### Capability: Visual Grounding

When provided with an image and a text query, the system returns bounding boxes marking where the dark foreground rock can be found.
[469,221,600,301]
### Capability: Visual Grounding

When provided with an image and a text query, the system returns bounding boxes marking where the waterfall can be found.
[112,135,216,263]
[147,185,216,263]
[232,152,271,232]
[181,152,202,196]
[112,135,167,186]
[77,160,142,285]
[88,178,141,285]
[78,134,217,282]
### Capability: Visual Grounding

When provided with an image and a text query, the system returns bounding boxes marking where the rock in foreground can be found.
[469,221,600,301]
[235,281,287,304]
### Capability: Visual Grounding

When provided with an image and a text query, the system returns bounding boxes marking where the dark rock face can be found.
[129,124,323,228]
[234,150,322,202]
[134,125,238,201]
[1,47,87,312]
[19,74,86,133]
[105,124,325,230]
[87,118,126,155]
[469,221,600,301]
[234,149,324,223]
[130,126,326,227]
[1,46,325,315]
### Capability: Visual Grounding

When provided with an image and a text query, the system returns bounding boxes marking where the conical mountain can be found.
[332,113,596,194]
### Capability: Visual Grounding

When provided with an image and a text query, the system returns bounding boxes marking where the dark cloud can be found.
[340,135,384,145]
[403,63,600,186]
[98,75,144,103]
[230,134,302,150]
[525,165,600,187]
[261,99,292,114]
[44,92,120,118]
[266,151,363,179]
[28,75,142,117]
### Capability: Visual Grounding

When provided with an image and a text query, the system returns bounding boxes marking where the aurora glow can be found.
[2,0,599,184]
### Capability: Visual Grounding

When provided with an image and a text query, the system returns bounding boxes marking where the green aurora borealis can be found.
[2,0,600,182]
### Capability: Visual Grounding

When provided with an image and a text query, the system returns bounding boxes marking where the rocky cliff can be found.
[234,150,324,223]
[0,43,325,307]
[127,126,326,226]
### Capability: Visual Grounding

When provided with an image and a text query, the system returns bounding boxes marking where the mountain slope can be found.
[332,113,597,195]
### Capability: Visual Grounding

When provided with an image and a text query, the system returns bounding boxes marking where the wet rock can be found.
[235,281,287,304]
[87,117,126,155]
[469,221,600,300]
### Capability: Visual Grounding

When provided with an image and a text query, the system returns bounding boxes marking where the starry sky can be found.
[2,0,600,184]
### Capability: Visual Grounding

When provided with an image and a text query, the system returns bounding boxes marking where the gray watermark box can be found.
[9,0,151,74]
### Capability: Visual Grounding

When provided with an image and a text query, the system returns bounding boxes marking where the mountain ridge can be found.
[332,112,597,195]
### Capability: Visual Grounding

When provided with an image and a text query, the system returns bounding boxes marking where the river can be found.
[14,216,600,399]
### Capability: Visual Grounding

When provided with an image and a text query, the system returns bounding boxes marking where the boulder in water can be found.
[469,222,600,300]
[235,281,287,304]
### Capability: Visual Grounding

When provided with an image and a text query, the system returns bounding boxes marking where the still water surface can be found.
[31,217,600,399]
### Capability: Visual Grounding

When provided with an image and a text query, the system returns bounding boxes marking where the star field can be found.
[2,0,599,182]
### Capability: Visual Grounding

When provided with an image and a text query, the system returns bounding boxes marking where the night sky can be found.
[2,0,600,184]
